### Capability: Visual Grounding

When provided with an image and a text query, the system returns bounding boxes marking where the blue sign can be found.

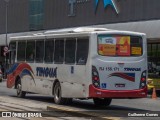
[101,83,107,88]
[95,0,119,14]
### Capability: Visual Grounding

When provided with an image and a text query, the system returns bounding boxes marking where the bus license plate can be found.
[115,84,125,88]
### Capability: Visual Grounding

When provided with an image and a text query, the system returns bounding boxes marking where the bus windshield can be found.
[98,35,143,57]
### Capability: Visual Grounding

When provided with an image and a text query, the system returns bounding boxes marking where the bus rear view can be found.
[90,32,147,105]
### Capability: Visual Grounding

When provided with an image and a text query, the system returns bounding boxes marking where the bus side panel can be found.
[61,82,86,98]
[7,63,33,92]
[30,63,56,95]
[59,65,90,98]
[21,75,31,92]
[26,63,89,97]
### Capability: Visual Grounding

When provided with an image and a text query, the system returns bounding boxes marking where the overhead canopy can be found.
[0,20,160,46]
[93,20,160,39]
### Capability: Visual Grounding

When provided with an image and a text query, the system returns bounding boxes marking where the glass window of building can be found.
[148,43,160,78]
[29,0,44,30]
[147,44,152,57]
[157,44,160,56]
[152,44,157,57]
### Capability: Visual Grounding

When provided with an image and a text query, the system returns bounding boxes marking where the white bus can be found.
[7,27,148,106]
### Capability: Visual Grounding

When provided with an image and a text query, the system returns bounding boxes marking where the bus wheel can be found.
[16,79,26,98]
[53,82,66,104]
[93,98,112,107]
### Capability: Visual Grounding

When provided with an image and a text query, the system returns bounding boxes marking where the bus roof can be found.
[9,27,146,41]
[44,27,109,34]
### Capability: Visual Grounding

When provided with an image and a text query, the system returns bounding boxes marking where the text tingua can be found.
[36,67,57,78]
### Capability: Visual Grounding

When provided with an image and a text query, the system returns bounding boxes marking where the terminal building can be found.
[0,0,160,75]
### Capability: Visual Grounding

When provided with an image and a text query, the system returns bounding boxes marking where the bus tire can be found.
[93,98,112,107]
[16,78,26,98]
[53,82,67,104]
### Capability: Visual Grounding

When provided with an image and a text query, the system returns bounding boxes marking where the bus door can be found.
[9,42,16,68]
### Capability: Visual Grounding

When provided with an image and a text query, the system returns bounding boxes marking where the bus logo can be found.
[124,68,141,71]
[36,67,57,78]
[95,0,119,14]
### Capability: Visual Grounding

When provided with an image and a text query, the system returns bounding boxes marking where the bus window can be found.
[54,40,64,63]
[9,41,16,64]
[17,41,26,61]
[44,39,54,63]
[76,38,89,65]
[36,40,44,63]
[98,35,143,56]
[65,39,76,64]
[130,36,143,56]
[26,41,35,62]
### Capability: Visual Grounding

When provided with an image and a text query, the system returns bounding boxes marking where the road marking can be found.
[0,108,9,111]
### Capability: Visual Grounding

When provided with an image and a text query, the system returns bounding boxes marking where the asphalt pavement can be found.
[1,80,160,120]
